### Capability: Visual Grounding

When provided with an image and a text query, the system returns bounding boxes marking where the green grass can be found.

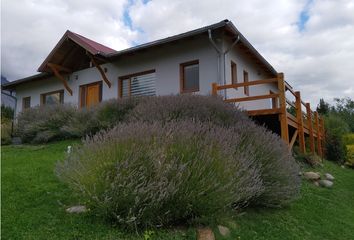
[2,141,354,239]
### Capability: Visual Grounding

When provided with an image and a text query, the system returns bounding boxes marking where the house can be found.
[1,76,16,110]
[2,19,324,155]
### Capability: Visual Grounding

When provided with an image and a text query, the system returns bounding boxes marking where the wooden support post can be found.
[47,63,73,96]
[295,91,306,153]
[212,82,218,96]
[277,73,289,144]
[88,54,112,88]
[290,130,298,150]
[306,103,315,154]
[320,117,326,157]
[314,111,322,157]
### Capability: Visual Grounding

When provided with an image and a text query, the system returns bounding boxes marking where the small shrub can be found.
[1,120,12,145]
[1,105,14,120]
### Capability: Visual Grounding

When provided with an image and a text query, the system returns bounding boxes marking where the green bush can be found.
[1,105,14,120]
[16,98,140,143]
[56,95,300,228]
[1,120,12,145]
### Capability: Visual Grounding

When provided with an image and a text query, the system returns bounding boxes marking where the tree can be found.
[316,98,330,115]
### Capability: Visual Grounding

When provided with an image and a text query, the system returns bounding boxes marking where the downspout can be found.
[208,29,223,96]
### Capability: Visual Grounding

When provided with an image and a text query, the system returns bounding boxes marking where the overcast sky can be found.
[1,0,354,106]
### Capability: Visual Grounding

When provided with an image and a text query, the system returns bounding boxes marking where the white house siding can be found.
[223,38,278,111]
[15,35,219,115]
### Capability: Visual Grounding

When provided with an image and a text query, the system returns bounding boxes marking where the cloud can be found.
[1,0,354,106]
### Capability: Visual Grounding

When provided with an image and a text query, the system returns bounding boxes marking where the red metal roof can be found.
[67,31,117,55]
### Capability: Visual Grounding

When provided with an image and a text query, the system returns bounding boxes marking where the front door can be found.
[86,84,100,107]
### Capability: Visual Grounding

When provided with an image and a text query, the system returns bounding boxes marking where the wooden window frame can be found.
[40,90,64,105]
[243,70,249,96]
[79,81,103,108]
[180,60,199,93]
[231,61,238,88]
[118,69,156,98]
[22,96,31,110]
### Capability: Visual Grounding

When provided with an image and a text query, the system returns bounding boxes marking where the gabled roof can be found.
[3,19,278,90]
[37,30,116,72]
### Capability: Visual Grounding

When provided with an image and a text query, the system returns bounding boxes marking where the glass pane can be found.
[184,64,199,90]
[121,79,130,97]
[130,72,156,97]
[45,93,61,105]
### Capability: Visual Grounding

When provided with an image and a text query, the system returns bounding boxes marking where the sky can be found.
[1,0,354,106]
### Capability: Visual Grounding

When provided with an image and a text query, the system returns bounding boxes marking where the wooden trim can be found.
[47,63,73,95]
[118,69,156,98]
[180,60,199,93]
[47,63,72,73]
[290,130,299,149]
[88,54,112,88]
[40,89,64,105]
[231,61,237,86]
[22,96,31,110]
[243,70,249,96]
[225,93,279,103]
[295,91,306,153]
[270,90,278,109]
[216,78,278,90]
[247,108,281,116]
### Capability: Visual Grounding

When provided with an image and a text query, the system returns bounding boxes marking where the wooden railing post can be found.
[295,91,305,153]
[277,73,289,144]
[320,117,325,157]
[314,111,322,157]
[212,82,218,96]
[306,103,315,154]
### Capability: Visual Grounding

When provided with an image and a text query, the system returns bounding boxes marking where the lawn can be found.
[2,141,354,239]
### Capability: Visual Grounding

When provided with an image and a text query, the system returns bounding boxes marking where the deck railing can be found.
[211,72,325,156]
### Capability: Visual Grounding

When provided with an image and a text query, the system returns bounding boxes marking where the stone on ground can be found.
[325,173,335,181]
[303,171,321,180]
[197,228,215,240]
[313,181,320,187]
[319,179,333,188]
[217,225,230,237]
[66,205,87,213]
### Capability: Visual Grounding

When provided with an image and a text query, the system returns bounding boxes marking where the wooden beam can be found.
[277,73,289,144]
[295,91,306,153]
[225,93,279,103]
[216,78,278,90]
[320,117,326,157]
[314,111,322,157]
[290,130,299,150]
[88,54,112,88]
[47,63,72,73]
[212,82,218,96]
[306,103,315,154]
[47,64,73,96]
[247,108,281,116]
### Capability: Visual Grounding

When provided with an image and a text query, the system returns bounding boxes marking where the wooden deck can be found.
[212,73,325,156]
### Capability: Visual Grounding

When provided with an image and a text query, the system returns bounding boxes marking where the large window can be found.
[119,70,156,98]
[180,60,199,93]
[243,70,249,96]
[79,81,102,108]
[41,90,64,105]
[22,97,31,110]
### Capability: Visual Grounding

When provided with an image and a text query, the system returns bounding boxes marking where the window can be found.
[41,90,64,105]
[22,97,31,110]
[119,70,156,98]
[243,70,249,96]
[270,90,278,109]
[180,60,199,93]
[79,81,102,108]
[231,61,237,87]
